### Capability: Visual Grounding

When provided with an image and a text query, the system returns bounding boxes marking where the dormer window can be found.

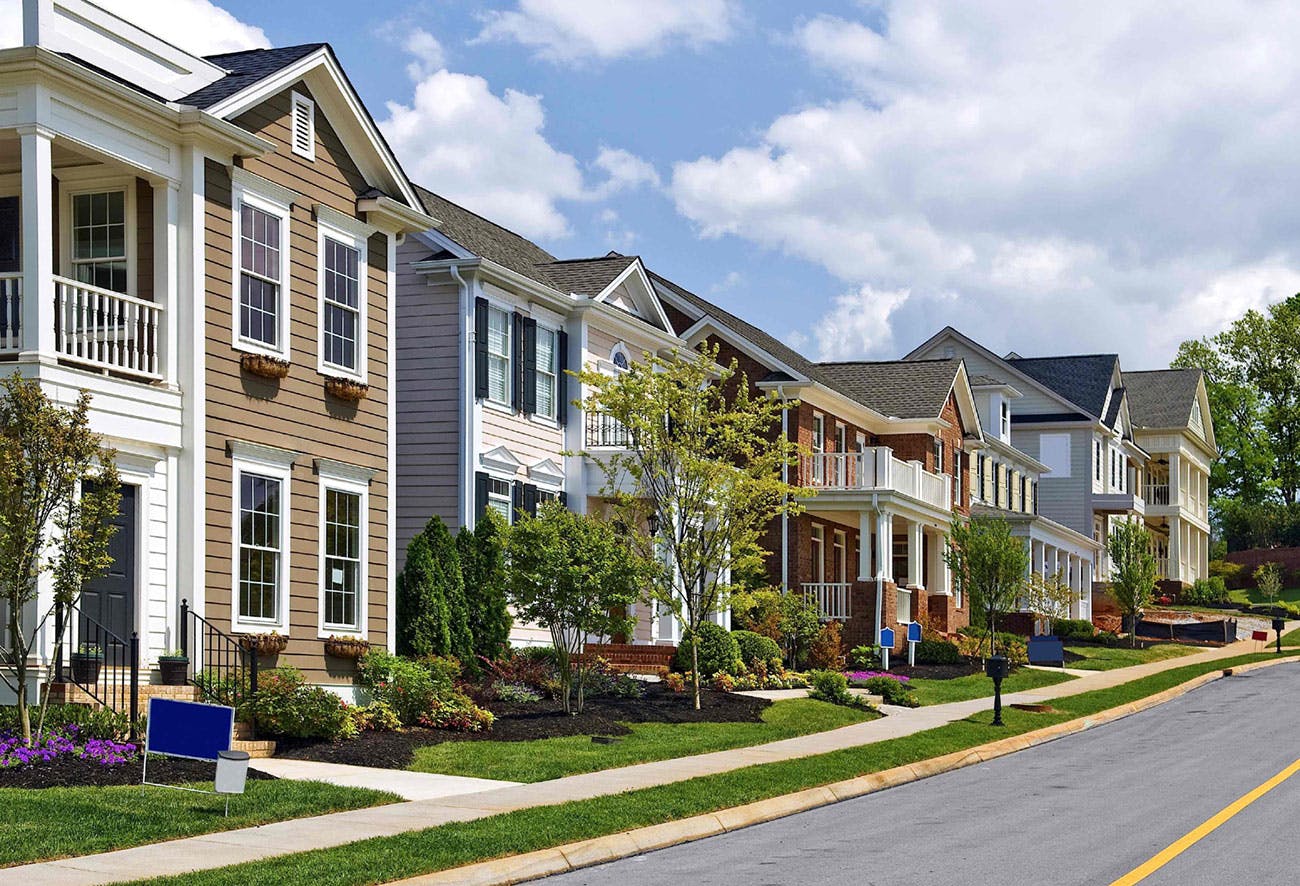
[1000,400,1011,438]
[291,92,316,161]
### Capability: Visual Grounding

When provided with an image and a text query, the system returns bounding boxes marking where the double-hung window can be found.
[535,326,558,419]
[487,476,512,521]
[486,307,511,405]
[322,488,362,630]
[238,471,283,624]
[322,238,360,371]
[233,175,294,359]
[933,439,944,473]
[70,189,129,293]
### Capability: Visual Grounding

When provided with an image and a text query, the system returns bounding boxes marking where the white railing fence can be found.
[802,582,852,621]
[0,273,20,353]
[54,276,162,380]
[800,448,950,510]
[1145,482,1171,506]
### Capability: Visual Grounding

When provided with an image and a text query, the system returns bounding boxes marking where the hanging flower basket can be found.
[241,352,291,379]
[237,632,288,656]
[324,636,370,660]
[325,377,369,402]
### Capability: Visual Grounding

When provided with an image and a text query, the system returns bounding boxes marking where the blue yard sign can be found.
[879,626,895,648]
[907,622,922,643]
[146,697,234,762]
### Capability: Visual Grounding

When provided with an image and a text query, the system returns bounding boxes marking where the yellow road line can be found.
[1110,757,1300,886]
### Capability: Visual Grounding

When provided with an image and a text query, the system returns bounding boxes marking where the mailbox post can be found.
[985,654,1010,726]
[1274,616,1286,654]
[879,626,895,672]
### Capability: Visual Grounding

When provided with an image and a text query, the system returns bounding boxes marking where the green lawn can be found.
[1063,643,1200,671]
[905,667,1076,706]
[1229,586,1300,607]
[128,652,1300,886]
[1282,625,1300,646]
[409,698,874,782]
[1,779,397,868]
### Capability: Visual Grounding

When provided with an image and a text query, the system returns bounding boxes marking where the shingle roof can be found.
[969,374,1005,387]
[413,186,560,288]
[182,44,326,109]
[537,256,637,296]
[1006,354,1119,420]
[1124,369,1202,429]
[815,360,962,420]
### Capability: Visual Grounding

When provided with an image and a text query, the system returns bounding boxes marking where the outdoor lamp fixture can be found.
[647,512,660,536]
[1274,616,1286,654]
[985,654,1010,726]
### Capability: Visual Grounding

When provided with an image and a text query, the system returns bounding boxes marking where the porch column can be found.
[927,526,950,594]
[1068,554,1081,618]
[858,510,873,580]
[875,510,893,582]
[155,180,180,386]
[1049,546,1060,581]
[1168,451,1181,508]
[1033,539,1045,578]
[906,520,924,589]
[18,125,56,362]
[1168,515,1182,584]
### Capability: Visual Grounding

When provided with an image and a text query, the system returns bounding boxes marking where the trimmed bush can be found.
[355,649,459,726]
[397,523,454,658]
[457,509,513,661]
[1052,619,1097,641]
[808,670,853,705]
[1208,559,1246,588]
[1182,576,1230,606]
[673,623,742,677]
[242,667,353,740]
[859,674,921,707]
[914,639,961,665]
[733,630,783,670]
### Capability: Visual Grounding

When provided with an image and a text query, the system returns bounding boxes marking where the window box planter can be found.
[157,655,190,686]
[237,632,289,657]
[70,648,103,684]
[325,377,368,402]
[324,636,370,660]
[241,352,291,379]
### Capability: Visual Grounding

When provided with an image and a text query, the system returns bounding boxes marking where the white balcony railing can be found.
[0,274,20,354]
[896,587,912,625]
[1145,482,1171,506]
[802,582,852,621]
[800,447,951,511]
[54,276,163,380]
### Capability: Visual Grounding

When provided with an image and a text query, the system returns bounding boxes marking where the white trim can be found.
[315,216,369,382]
[386,231,398,652]
[479,444,523,475]
[314,457,378,484]
[290,91,316,162]
[230,177,294,360]
[317,472,369,640]
[314,204,375,241]
[527,458,565,487]
[229,454,292,634]
[230,168,301,212]
[227,439,302,470]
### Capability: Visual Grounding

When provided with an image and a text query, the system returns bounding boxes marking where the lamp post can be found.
[985,654,1009,726]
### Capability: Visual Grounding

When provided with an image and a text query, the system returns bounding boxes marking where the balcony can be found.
[1145,482,1171,507]
[802,582,852,621]
[585,411,632,449]
[800,448,951,511]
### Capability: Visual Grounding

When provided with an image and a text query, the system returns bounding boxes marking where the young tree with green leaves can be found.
[504,503,650,713]
[0,375,120,744]
[575,344,805,709]
[1107,520,1158,647]
[396,517,463,659]
[943,514,1030,656]
[1023,570,1075,636]
[457,508,512,661]
[1254,561,1283,608]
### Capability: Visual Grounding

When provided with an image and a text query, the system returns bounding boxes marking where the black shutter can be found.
[511,312,525,412]
[511,480,524,523]
[523,483,539,518]
[556,330,568,427]
[474,298,489,400]
[521,317,538,416]
[474,471,489,521]
[559,490,568,509]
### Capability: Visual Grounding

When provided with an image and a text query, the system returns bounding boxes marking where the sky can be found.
[9,0,1300,370]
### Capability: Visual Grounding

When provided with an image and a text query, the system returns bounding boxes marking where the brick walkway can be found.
[4,632,1287,886]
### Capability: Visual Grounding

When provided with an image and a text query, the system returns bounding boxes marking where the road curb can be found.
[398,655,1296,885]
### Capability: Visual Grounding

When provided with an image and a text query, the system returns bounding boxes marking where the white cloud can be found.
[671,2,1300,363]
[401,29,446,82]
[0,1,269,54]
[476,0,737,64]
[589,147,661,199]
[710,270,743,294]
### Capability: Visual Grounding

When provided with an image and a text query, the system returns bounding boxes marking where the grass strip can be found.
[1061,643,1199,671]
[907,666,1075,705]
[1,780,398,868]
[126,651,1299,886]
[409,698,874,782]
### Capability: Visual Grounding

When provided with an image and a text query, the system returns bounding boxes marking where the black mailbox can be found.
[1273,616,1286,633]
[985,654,1010,681]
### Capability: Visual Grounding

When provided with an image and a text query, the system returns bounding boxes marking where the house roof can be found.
[969,374,1004,386]
[1124,369,1203,429]
[1005,354,1120,420]
[815,359,963,420]
[413,186,560,287]
[182,44,327,109]
[537,255,638,296]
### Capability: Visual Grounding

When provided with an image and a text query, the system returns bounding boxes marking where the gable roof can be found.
[1124,369,1203,429]
[815,359,963,420]
[1005,354,1120,420]
[182,44,327,109]
[538,256,638,297]
[414,186,559,287]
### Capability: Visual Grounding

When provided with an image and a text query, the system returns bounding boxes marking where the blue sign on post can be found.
[879,626,895,648]
[146,697,234,762]
[907,622,922,643]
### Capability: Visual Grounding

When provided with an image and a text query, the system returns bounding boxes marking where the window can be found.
[933,439,944,473]
[239,202,284,350]
[321,235,362,374]
[993,462,1001,505]
[1040,433,1072,478]
[1019,476,1028,513]
[487,476,512,521]
[70,190,128,293]
[535,327,558,419]
[953,449,962,502]
[856,432,867,453]
[836,424,847,453]
[238,472,283,624]
[322,488,362,630]
[1000,400,1011,438]
[291,91,315,161]
[812,415,825,453]
[1095,438,1103,482]
[810,525,825,583]
[832,531,847,583]
[486,306,511,405]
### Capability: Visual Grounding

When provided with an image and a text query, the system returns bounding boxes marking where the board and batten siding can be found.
[394,236,462,560]
[203,82,391,684]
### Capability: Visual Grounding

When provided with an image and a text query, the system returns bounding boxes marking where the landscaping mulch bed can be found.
[274,683,770,770]
[0,755,277,790]
[883,660,985,680]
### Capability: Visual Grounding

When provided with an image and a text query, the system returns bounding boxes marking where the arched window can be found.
[611,344,630,370]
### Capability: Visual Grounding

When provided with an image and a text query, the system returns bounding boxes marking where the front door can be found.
[79,483,136,645]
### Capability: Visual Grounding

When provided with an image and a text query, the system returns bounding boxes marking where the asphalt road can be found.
[541,661,1300,886]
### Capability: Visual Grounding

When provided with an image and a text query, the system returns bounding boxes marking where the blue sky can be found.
[17,1,1300,369]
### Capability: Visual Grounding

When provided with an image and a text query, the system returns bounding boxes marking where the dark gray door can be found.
[79,483,136,646]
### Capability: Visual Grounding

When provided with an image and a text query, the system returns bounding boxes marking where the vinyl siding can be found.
[1013,428,1092,535]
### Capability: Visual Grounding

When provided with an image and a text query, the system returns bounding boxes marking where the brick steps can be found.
[232,739,276,758]
[43,680,203,707]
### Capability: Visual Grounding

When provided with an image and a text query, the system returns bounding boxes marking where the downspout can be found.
[873,492,883,648]
[778,385,789,595]
[450,263,474,528]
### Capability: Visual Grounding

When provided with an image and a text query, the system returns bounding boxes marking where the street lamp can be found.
[985,654,1010,726]
[646,512,660,537]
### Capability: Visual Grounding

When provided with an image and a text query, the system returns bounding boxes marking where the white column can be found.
[1168,452,1181,508]
[19,125,56,362]
[155,180,180,385]
[1033,539,1045,578]
[858,511,872,581]
[876,510,893,582]
[907,520,924,589]
[928,526,951,594]
[1168,515,1182,584]
[1069,554,1082,618]
[1049,546,1060,581]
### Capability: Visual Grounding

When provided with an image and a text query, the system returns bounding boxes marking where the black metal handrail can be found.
[585,410,632,448]
[179,599,258,711]
[53,600,139,740]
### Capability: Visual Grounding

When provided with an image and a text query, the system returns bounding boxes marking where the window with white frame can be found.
[237,200,286,352]
[832,530,847,583]
[486,306,511,405]
[321,234,362,374]
[321,483,365,632]
[812,414,825,453]
[1000,400,1011,438]
[810,524,825,583]
[70,190,129,293]
[238,471,284,624]
[933,438,944,473]
[487,476,512,521]
[535,326,558,419]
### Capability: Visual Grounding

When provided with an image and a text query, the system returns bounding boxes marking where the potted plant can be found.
[70,643,103,684]
[240,352,291,380]
[324,635,369,660]
[157,649,190,685]
[325,376,369,402]
[237,631,289,657]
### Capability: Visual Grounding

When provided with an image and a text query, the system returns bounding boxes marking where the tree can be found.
[943,514,1030,656]
[1023,570,1074,636]
[396,517,463,659]
[1108,520,1158,647]
[575,344,805,709]
[1254,561,1283,608]
[0,375,120,744]
[457,508,512,662]
[504,503,649,713]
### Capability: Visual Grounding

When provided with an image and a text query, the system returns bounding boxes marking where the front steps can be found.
[232,720,276,758]
[583,643,678,675]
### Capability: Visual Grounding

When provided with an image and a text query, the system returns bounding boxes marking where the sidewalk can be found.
[250,759,521,801]
[5,632,1289,886]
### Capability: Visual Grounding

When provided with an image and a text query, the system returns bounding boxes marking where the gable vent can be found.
[290,91,315,161]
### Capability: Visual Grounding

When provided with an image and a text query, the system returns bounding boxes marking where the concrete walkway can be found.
[5,631,1290,886]
[250,759,521,801]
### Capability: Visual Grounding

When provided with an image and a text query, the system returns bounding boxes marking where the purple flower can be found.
[844,670,909,683]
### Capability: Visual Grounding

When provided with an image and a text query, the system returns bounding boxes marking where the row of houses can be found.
[2,2,1215,696]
